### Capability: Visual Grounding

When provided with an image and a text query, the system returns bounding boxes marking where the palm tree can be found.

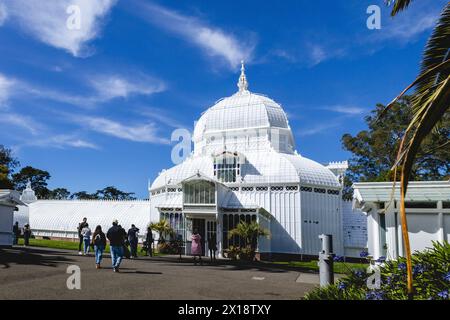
[149,219,174,243]
[382,1,450,298]
[228,221,270,260]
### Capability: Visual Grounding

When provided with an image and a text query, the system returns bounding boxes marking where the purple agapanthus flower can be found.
[444,272,450,282]
[365,290,384,300]
[398,262,407,271]
[437,290,448,299]
[376,256,386,263]
[413,264,425,275]
[338,282,346,290]
[360,251,369,258]
[334,255,344,262]
[354,270,365,278]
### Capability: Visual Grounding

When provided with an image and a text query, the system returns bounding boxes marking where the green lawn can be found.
[16,238,368,272]
[17,238,160,257]
[272,260,368,274]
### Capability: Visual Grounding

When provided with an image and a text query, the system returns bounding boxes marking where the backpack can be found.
[94,233,102,246]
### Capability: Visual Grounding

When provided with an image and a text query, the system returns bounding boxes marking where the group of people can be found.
[12,218,217,271]
[77,218,150,272]
[12,222,32,246]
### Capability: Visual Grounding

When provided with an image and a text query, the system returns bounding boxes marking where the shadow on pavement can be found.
[0,247,74,269]
[140,255,318,274]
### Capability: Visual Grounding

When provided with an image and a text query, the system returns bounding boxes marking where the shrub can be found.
[224,246,240,260]
[305,241,450,300]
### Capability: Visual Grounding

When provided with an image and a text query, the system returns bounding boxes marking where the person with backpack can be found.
[107,220,124,272]
[77,217,88,255]
[23,224,31,246]
[81,223,92,255]
[127,224,140,259]
[118,224,130,259]
[91,225,106,269]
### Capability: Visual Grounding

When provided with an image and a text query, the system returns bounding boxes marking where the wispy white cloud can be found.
[89,74,166,100]
[71,115,170,144]
[321,105,366,115]
[0,2,7,26]
[14,134,99,150]
[0,113,42,135]
[297,121,341,137]
[139,107,186,129]
[135,2,255,69]
[39,134,99,149]
[371,7,441,43]
[3,0,117,57]
[275,3,442,68]
[0,73,14,108]
[0,111,98,150]
[0,71,165,108]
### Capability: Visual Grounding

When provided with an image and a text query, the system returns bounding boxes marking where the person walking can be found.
[107,220,124,272]
[127,224,140,259]
[118,224,130,259]
[191,228,202,265]
[145,226,154,257]
[92,225,106,269]
[208,234,217,262]
[77,217,88,255]
[12,222,20,245]
[23,224,31,246]
[81,223,92,255]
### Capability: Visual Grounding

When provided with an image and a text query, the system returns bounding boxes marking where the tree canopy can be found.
[70,186,136,200]
[0,145,20,189]
[12,166,51,199]
[48,188,71,200]
[95,186,136,200]
[341,97,449,199]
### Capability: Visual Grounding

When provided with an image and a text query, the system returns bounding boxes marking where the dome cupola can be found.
[193,62,295,156]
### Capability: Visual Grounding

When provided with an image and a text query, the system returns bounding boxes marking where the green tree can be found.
[0,145,20,189]
[228,221,270,260]
[70,191,99,200]
[150,219,174,243]
[12,166,51,199]
[341,97,449,200]
[95,186,136,200]
[49,188,71,200]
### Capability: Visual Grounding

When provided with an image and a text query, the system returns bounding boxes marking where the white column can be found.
[438,201,444,242]
[385,201,397,259]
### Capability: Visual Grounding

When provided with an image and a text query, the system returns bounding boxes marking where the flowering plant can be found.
[305,241,450,300]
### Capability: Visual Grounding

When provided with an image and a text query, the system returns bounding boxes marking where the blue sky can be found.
[0,0,446,198]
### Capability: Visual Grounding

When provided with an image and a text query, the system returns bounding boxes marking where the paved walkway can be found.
[0,246,319,300]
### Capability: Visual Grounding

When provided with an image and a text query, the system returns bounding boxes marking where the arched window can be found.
[213,151,244,183]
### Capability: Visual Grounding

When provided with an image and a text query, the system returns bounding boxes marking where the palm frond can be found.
[389,0,413,16]
[401,77,450,193]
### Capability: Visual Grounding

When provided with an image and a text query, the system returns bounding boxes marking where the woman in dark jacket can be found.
[92,225,107,269]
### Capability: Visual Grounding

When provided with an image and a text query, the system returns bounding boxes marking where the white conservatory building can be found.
[149,63,350,258]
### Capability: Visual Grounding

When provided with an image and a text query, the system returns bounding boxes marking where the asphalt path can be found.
[0,246,318,300]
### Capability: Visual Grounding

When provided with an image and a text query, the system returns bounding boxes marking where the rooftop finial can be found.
[237,60,249,93]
